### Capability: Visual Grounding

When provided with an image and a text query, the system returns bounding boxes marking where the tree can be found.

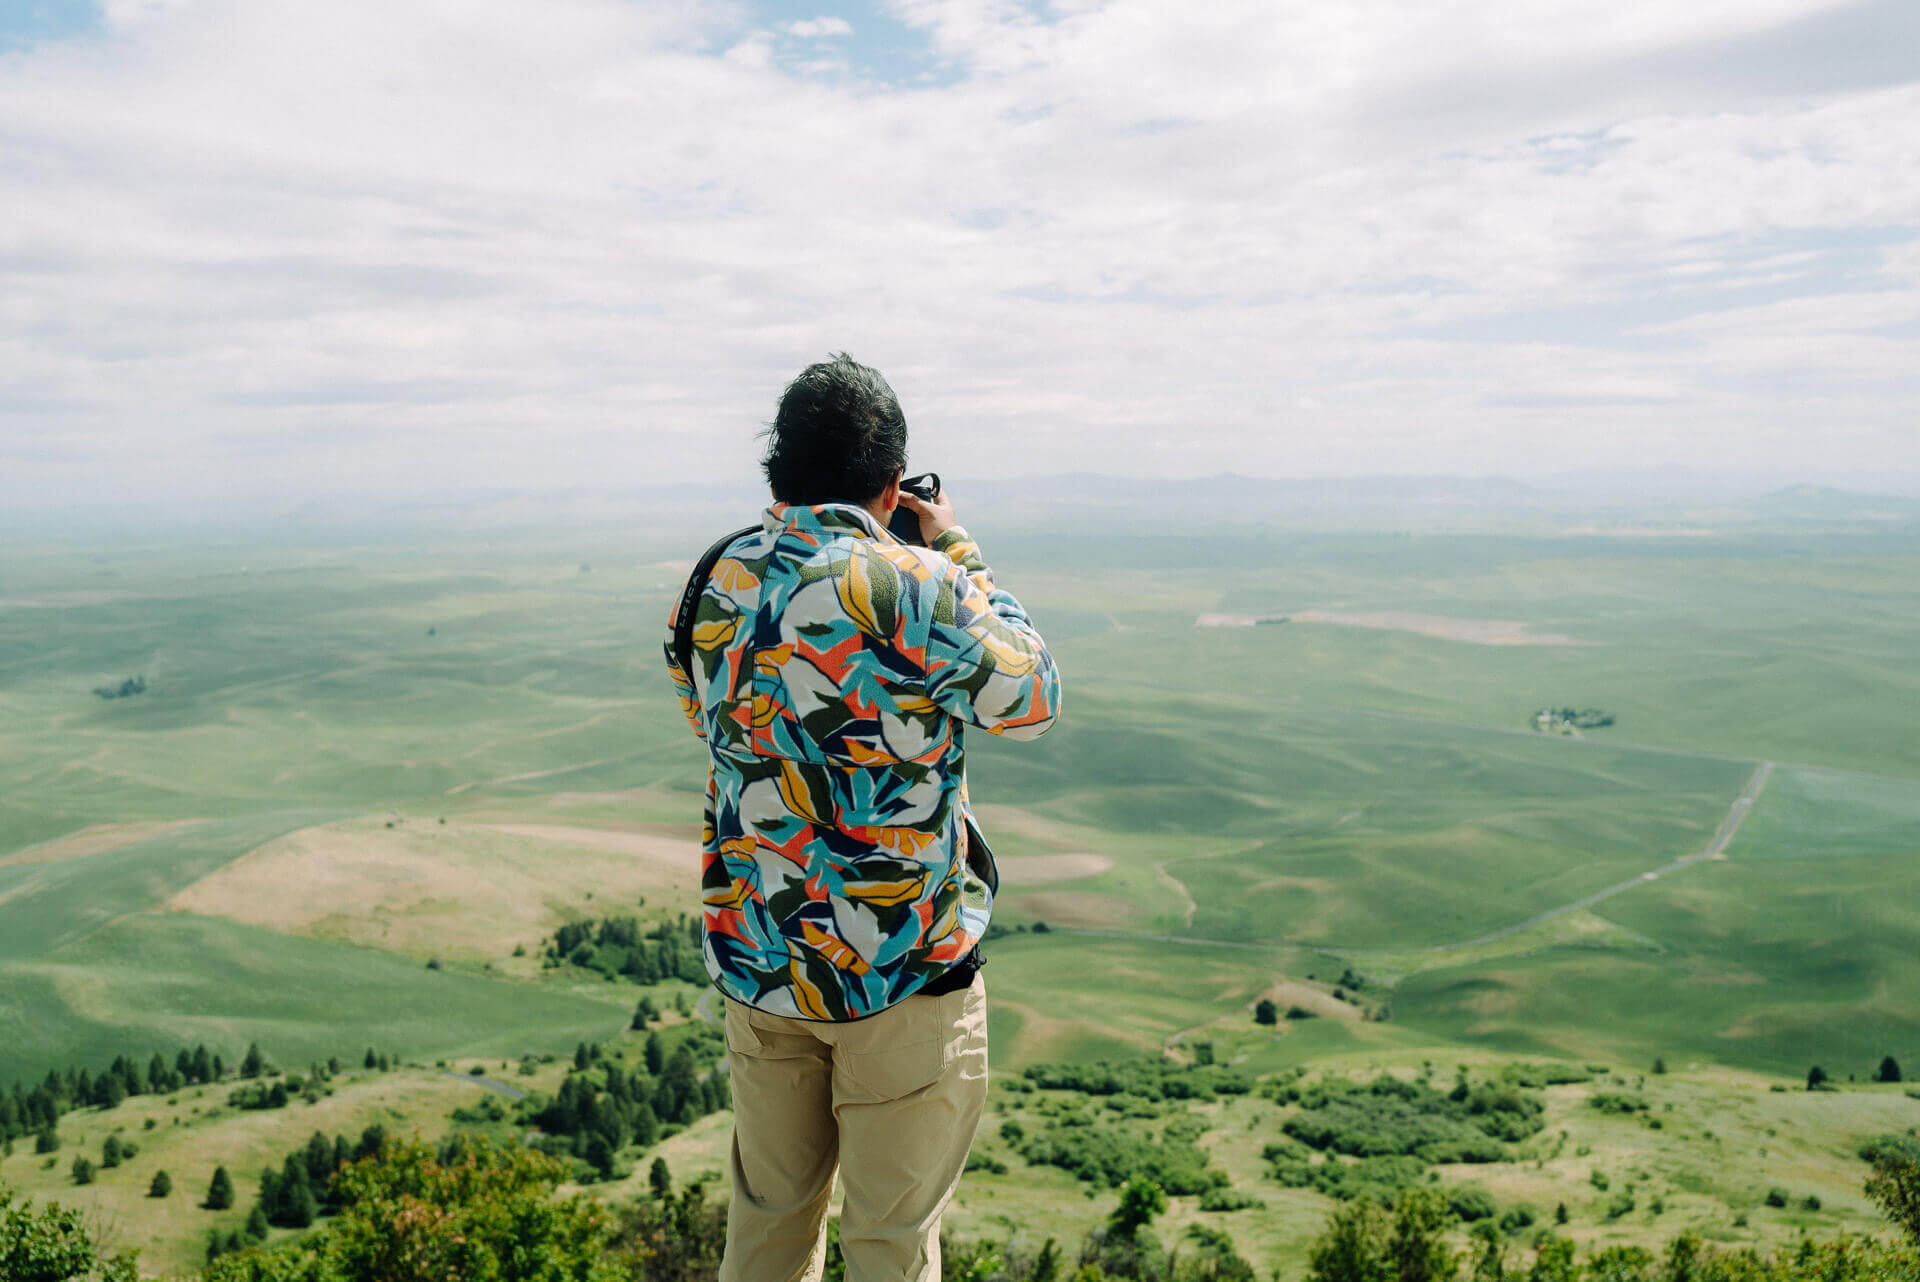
[1107,1178,1168,1240]
[1807,1064,1829,1090]
[243,1204,269,1243]
[1468,1220,1505,1281]
[1387,1188,1455,1282]
[0,1181,140,1281]
[1254,999,1279,1026]
[240,1043,266,1079]
[206,1165,235,1210]
[35,1124,59,1154]
[1866,1141,1920,1245]
[70,1157,95,1185]
[1652,1057,1667,1075]
[1878,1056,1903,1084]
[150,1170,172,1198]
[649,1157,673,1199]
[1031,1238,1063,1282]
[1306,1198,1389,1282]
[585,1134,617,1182]
[101,1136,123,1168]
[644,1032,665,1076]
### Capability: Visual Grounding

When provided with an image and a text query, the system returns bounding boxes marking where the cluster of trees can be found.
[91,675,147,700]
[204,1127,391,1260]
[1020,1059,1253,1101]
[546,915,706,986]
[523,1030,729,1182]
[1532,707,1614,730]
[1809,1058,1905,1089]
[7,1104,1920,1282]
[1273,1073,1547,1164]
[2,1044,236,1153]
[1302,1169,1920,1282]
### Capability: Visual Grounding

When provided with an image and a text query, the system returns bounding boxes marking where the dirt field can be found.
[992,852,1114,884]
[165,817,698,960]
[1196,610,1588,646]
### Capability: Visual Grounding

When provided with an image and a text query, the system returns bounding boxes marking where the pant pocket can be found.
[834,990,966,1102]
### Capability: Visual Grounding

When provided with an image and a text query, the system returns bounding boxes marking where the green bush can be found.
[1448,1187,1497,1222]
[199,1136,615,1282]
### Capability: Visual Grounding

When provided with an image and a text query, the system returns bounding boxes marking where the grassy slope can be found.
[1390,766,1920,1077]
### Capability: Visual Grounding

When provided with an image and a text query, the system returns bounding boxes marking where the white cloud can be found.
[0,0,1915,510]
[784,16,852,39]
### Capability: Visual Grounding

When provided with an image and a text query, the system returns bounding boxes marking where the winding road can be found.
[1054,760,1776,959]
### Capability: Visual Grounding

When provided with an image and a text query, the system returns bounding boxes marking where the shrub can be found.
[70,1157,95,1185]
[1587,1092,1648,1114]
[1198,1188,1261,1212]
[1448,1186,1497,1222]
[150,1170,173,1198]
[1765,1187,1789,1208]
[1254,1000,1279,1026]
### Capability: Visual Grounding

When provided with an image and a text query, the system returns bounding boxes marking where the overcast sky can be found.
[2,0,1917,510]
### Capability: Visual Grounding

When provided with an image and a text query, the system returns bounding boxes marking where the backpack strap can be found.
[671,525,760,684]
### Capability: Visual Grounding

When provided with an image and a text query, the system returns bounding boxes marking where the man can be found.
[663,353,1061,1282]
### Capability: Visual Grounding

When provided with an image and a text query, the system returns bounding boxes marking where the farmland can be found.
[2,498,1917,1275]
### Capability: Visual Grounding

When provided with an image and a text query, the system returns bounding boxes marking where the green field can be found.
[3,508,1917,1275]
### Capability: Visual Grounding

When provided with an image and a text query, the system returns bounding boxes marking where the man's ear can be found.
[879,472,902,514]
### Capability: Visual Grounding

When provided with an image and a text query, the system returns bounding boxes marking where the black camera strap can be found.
[671,525,759,683]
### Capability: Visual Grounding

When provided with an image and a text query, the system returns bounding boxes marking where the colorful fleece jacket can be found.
[663,501,1060,1020]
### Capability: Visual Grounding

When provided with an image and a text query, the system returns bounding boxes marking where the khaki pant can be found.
[719,975,989,1282]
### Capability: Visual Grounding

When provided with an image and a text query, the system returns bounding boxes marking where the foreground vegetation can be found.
[6,1117,1917,1281]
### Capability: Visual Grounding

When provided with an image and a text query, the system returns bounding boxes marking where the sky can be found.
[1,0,1917,512]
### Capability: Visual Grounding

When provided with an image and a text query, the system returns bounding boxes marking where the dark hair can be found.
[761,353,907,505]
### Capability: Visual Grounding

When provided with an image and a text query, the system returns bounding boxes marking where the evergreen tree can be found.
[150,1169,173,1198]
[71,1156,95,1185]
[35,1123,59,1154]
[650,1156,673,1198]
[645,1032,665,1075]
[101,1135,123,1168]
[364,1047,378,1070]
[206,1165,235,1210]
[1254,998,1279,1025]
[1030,1238,1062,1282]
[285,1175,318,1228]
[1807,1064,1829,1089]
[634,1101,661,1148]
[240,1042,266,1079]
[1108,1178,1168,1239]
[244,1204,270,1242]
[1879,1055,1903,1084]
[574,1042,591,1071]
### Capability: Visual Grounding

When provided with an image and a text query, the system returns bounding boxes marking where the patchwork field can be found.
[3,509,1917,1275]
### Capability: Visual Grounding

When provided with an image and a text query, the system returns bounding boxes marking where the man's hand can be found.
[897,486,959,544]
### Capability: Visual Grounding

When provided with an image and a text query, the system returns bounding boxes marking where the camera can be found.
[888,472,942,545]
